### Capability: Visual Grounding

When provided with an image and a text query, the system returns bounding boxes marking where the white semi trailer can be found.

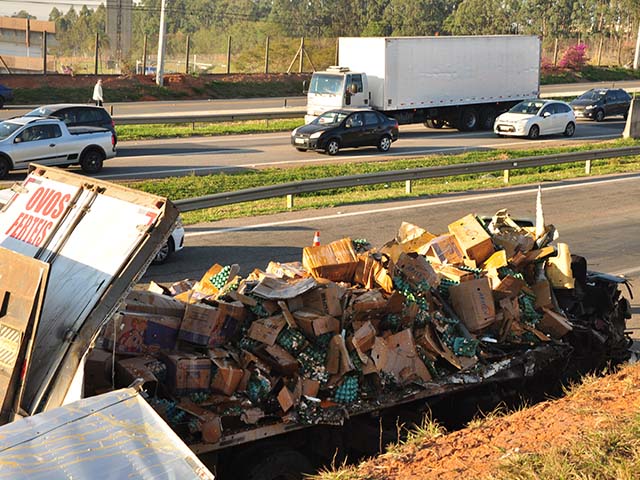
[305,35,541,131]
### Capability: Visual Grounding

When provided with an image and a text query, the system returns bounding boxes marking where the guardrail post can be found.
[405,180,412,194]
[110,105,114,115]
[503,169,510,183]
[585,160,592,174]
[286,194,294,209]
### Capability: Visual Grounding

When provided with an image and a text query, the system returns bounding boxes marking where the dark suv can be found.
[25,104,117,144]
[570,88,632,122]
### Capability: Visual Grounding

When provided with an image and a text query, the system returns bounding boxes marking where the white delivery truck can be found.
[305,35,541,131]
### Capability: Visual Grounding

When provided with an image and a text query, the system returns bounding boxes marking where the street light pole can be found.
[156,0,167,86]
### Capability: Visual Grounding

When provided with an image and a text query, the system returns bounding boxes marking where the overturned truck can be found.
[0,167,632,480]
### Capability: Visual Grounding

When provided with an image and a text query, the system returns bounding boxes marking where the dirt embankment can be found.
[349,361,640,480]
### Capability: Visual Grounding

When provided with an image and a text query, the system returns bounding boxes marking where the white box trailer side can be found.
[338,36,540,111]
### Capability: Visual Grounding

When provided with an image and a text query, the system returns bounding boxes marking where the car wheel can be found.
[0,157,10,179]
[325,139,340,156]
[295,147,307,152]
[80,149,105,174]
[377,135,392,152]
[595,109,605,122]
[527,125,540,139]
[564,122,576,137]
[152,237,174,265]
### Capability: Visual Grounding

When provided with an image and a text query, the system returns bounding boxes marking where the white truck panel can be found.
[0,166,177,416]
[338,36,540,111]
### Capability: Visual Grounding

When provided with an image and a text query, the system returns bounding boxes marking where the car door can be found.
[342,112,365,147]
[363,111,382,146]
[10,124,61,168]
[538,104,557,135]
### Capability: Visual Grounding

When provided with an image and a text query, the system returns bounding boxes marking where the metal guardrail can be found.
[174,146,640,212]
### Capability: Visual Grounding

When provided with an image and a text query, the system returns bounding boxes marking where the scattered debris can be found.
[96,206,632,446]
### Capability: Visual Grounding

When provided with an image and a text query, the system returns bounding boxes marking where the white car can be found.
[494,99,576,139]
[152,216,185,264]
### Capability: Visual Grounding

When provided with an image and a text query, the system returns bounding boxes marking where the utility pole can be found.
[634,23,640,70]
[156,0,167,86]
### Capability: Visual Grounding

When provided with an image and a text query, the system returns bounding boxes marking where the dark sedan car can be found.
[570,88,631,122]
[291,109,399,155]
[0,84,13,109]
[25,104,117,144]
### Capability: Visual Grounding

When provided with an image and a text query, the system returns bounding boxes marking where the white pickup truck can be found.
[0,116,116,179]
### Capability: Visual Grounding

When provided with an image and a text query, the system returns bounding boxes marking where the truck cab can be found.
[305,67,369,124]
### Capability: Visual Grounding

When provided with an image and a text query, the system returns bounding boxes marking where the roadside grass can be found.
[12,76,307,105]
[127,137,640,225]
[117,119,303,141]
[494,414,640,480]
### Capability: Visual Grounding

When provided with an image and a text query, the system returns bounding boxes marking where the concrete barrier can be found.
[623,96,640,138]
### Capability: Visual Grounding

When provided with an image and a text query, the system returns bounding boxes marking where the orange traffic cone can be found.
[312,231,321,246]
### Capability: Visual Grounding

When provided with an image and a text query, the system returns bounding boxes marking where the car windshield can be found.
[312,111,348,125]
[577,89,605,101]
[0,121,22,140]
[309,74,344,95]
[508,100,546,115]
[25,107,54,117]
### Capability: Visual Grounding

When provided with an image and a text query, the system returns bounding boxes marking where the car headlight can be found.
[310,131,324,139]
[291,127,298,136]
[585,105,594,110]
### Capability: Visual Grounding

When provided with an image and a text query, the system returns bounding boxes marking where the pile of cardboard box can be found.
[92,208,577,444]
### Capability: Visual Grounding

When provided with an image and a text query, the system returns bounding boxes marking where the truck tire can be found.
[595,109,605,122]
[424,119,445,129]
[458,107,479,131]
[244,449,313,480]
[325,139,340,156]
[0,157,10,179]
[80,149,105,174]
[527,124,540,139]
[479,108,497,130]
[377,135,392,152]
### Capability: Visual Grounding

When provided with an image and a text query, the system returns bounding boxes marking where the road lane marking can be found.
[185,173,640,238]
[105,133,621,179]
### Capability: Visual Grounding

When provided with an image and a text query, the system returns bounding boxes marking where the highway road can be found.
[0,116,625,184]
[3,80,640,119]
[96,117,628,181]
[143,172,640,340]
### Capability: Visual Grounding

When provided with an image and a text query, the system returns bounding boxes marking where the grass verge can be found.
[126,137,640,225]
[495,414,640,480]
[116,119,303,141]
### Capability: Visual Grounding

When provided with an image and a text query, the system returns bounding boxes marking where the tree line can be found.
[12,0,640,63]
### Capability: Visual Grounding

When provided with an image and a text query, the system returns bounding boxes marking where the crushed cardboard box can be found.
[95,205,588,447]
